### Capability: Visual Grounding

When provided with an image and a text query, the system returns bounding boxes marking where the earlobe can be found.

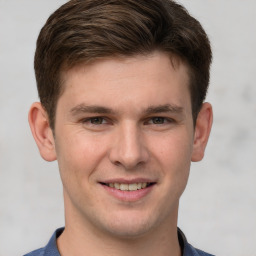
[28,102,57,162]
[191,102,213,162]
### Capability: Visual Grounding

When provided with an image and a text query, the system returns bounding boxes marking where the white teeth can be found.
[128,183,138,191]
[107,182,150,191]
[142,182,147,188]
[114,183,120,189]
[120,184,129,191]
[129,183,141,191]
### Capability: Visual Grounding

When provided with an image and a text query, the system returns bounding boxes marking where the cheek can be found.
[151,131,193,167]
[55,131,108,185]
[54,133,110,210]
[149,131,193,190]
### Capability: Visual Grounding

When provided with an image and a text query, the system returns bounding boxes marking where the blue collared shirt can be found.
[24,227,214,256]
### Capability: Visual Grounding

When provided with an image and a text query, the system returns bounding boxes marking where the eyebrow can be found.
[70,103,184,116]
[143,104,184,115]
[70,104,114,115]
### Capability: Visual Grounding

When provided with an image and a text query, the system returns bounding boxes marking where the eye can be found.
[90,117,104,124]
[82,117,107,125]
[144,116,176,126]
[151,117,166,124]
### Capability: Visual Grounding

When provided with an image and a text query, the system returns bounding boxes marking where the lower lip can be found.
[101,184,155,202]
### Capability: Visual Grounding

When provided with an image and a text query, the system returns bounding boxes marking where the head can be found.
[29,0,213,246]
[34,0,212,130]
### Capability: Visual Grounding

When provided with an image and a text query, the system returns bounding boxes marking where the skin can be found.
[29,51,213,256]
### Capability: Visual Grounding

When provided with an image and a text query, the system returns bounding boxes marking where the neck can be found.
[58,225,181,256]
[58,194,181,256]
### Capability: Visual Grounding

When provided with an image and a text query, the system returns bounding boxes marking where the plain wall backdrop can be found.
[0,1,256,255]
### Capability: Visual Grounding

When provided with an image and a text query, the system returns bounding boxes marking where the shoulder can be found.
[178,228,215,256]
[23,227,64,256]
[184,242,215,256]
[23,247,45,256]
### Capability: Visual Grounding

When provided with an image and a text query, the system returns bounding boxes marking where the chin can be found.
[100,211,160,239]
[106,224,152,239]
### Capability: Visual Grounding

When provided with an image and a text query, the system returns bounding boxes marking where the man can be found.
[26,0,214,255]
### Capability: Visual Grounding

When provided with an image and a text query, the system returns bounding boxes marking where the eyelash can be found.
[81,116,175,126]
[145,117,174,125]
[82,117,109,125]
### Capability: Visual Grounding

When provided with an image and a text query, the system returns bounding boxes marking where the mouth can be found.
[99,180,156,201]
[100,182,155,191]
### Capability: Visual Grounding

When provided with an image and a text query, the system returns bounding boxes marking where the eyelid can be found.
[79,115,176,125]
[144,116,175,125]
[81,116,110,125]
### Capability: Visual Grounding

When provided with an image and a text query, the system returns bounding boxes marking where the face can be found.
[49,52,203,238]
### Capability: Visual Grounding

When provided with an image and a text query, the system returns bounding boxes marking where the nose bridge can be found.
[109,121,148,169]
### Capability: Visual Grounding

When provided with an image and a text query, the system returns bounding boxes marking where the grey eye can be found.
[90,117,104,124]
[152,117,165,124]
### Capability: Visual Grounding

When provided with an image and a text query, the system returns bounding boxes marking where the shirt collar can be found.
[43,227,212,256]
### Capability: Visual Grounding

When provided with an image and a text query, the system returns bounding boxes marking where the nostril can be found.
[113,161,121,166]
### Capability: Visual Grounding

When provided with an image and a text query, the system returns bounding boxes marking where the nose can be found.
[109,122,149,170]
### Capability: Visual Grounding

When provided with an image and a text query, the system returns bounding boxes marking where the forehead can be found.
[62,51,189,88]
[58,51,191,113]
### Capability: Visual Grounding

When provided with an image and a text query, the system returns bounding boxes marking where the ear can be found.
[191,102,213,162]
[28,102,57,162]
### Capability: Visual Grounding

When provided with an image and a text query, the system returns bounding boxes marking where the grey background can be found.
[0,1,255,255]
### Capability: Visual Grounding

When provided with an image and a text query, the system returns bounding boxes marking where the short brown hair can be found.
[34,0,212,129]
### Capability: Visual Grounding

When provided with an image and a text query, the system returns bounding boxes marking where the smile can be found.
[100,181,156,201]
[104,182,153,191]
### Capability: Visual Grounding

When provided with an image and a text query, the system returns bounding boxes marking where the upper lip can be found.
[99,178,156,184]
